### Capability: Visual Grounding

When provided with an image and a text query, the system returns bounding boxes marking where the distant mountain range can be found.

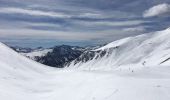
[11,28,170,70]
[11,45,102,68]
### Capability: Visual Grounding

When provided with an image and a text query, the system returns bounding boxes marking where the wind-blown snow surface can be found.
[69,28,170,70]
[1,28,170,100]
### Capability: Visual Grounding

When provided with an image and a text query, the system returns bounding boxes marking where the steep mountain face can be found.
[68,28,170,69]
[35,45,84,68]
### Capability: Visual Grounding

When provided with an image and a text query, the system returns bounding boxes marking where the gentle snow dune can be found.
[1,28,170,100]
[69,28,170,69]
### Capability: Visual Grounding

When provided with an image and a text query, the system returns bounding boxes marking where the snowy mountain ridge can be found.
[68,28,170,69]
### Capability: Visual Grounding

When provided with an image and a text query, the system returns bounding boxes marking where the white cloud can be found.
[143,3,170,18]
[123,26,146,32]
[0,7,139,20]
[0,7,71,18]
[92,20,146,26]
[0,7,113,19]
[74,20,148,27]
[24,22,62,27]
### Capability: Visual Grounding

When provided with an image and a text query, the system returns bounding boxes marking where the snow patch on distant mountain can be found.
[20,49,52,60]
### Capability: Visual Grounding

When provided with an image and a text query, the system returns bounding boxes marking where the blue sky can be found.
[0,0,170,47]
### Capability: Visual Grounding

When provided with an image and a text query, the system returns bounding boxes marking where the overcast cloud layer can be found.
[0,0,170,47]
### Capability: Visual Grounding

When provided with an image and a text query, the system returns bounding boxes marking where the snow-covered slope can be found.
[68,28,170,69]
[1,36,170,100]
[0,42,51,73]
[0,42,54,100]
